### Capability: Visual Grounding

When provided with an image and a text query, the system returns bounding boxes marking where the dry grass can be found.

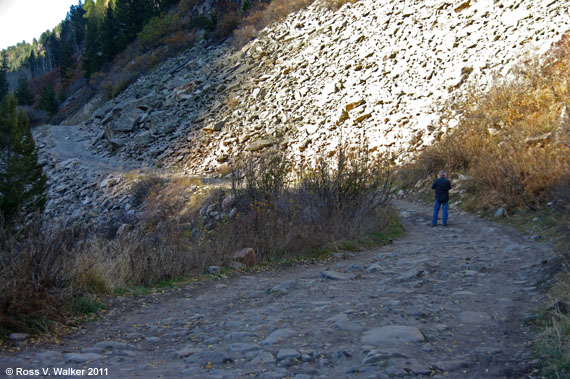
[232,25,258,48]
[322,0,360,11]
[535,270,570,378]
[221,144,394,262]
[0,143,398,338]
[410,33,570,213]
[0,224,84,337]
[225,95,239,110]
[231,0,316,47]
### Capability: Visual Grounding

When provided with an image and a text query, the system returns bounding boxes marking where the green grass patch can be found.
[155,278,180,289]
[334,241,361,252]
[72,296,105,315]
[367,213,405,242]
[0,315,54,340]
[535,318,570,378]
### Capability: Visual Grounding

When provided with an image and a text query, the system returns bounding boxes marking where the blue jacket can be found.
[432,177,451,203]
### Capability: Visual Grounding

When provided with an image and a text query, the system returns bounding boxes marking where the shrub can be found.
[232,25,257,48]
[131,176,165,207]
[266,0,315,21]
[163,30,194,47]
[19,106,47,127]
[138,14,179,51]
[196,12,218,32]
[111,79,131,99]
[0,143,399,338]
[0,223,83,337]
[215,12,241,39]
[222,142,394,261]
[231,0,315,47]
[397,34,570,378]
[322,0,360,11]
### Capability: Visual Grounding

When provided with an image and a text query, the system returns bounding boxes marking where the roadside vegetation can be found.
[0,144,400,340]
[397,33,570,377]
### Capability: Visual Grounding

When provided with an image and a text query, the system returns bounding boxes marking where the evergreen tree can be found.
[60,39,75,86]
[157,0,178,13]
[101,3,118,63]
[115,0,153,51]
[26,50,38,77]
[83,0,96,18]
[82,18,101,79]
[39,85,58,116]
[241,0,251,13]
[15,76,34,106]
[0,95,47,226]
[46,33,61,70]
[58,86,67,103]
[115,0,136,51]
[69,2,87,47]
[0,55,9,101]
[60,18,74,49]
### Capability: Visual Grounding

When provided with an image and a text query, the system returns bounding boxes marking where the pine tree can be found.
[46,33,61,70]
[115,0,136,51]
[241,0,251,13]
[82,18,101,79]
[26,50,38,77]
[69,2,87,47]
[101,3,118,63]
[15,76,34,106]
[115,0,153,51]
[39,85,58,116]
[60,39,75,87]
[0,55,9,101]
[157,0,178,13]
[0,95,47,226]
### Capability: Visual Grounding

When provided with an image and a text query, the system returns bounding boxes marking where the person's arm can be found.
[432,179,437,189]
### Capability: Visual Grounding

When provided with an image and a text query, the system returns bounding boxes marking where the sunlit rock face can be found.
[38,0,569,223]
[163,0,568,174]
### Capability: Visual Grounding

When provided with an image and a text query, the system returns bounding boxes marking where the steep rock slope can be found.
[39,0,569,222]
[167,0,569,173]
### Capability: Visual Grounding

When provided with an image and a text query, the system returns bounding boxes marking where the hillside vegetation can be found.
[1,0,334,125]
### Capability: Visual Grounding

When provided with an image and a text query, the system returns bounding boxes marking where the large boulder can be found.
[232,248,256,267]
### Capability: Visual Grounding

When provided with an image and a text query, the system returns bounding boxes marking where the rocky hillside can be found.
[36,0,569,224]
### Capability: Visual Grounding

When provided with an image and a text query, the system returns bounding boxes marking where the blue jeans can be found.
[432,200,448,225]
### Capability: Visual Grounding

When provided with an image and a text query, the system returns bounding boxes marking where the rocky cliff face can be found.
[37,0,569,225]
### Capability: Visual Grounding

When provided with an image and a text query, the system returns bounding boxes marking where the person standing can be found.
[431,170,451,226]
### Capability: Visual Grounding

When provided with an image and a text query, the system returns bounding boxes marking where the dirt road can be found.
[0,200,557,378]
